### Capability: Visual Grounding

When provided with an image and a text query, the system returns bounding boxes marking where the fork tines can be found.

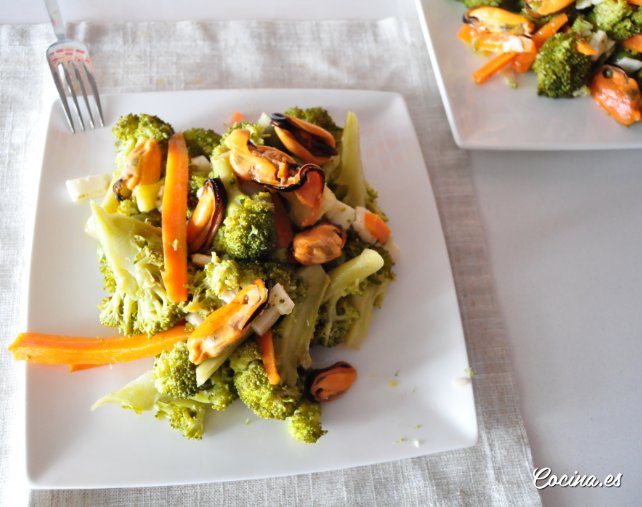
[48,53,104,134]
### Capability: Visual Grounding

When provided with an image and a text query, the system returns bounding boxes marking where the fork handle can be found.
[43,0,66,40]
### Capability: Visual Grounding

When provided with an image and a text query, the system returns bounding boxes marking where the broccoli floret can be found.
[287,400,327,443]
[589,0,642,41]
[214,192,276,260]
[92,370,208,440]
[112,113,174,157]
[155,398,207,440]
[284,106,343,141]
[313,248,385,348]
[191,362,238,411]
[230,340,303,420]
[91,202,184,336]
[215,121,267,156]
[532,32,593,97]
[153,341,198,399]
[184,128,221,159]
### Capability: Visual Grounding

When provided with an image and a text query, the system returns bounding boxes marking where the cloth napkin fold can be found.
[0,15,541,507]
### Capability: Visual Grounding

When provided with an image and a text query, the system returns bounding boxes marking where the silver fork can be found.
[44,0,104,133]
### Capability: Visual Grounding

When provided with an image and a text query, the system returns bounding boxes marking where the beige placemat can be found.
[0,15,541,507]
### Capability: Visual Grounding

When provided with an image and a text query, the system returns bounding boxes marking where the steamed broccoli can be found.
[153,341,199,399]
[91,370,208,440]
[589,0,642,41]
[155,398,208,440]
[230,340,303,420]
[91,202,184,336]
[314,248,385,348]
[112,113,174,157]
[284,106,343,141]
[213,191,276,260]
[532,32,593,97]
[274,266,330,386]
[331,112,367,207]
[287,400,327,443]
[191,362,238,411]
[184,128,221,159]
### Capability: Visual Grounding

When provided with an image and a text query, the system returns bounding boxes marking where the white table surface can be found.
[4,1,641,505]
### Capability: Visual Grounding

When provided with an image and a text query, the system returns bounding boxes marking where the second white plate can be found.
[416,0,642,150]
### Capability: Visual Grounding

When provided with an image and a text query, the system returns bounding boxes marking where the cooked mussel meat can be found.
[463,7,534,35]
[291,222,346,265]
[112,138,162,200]
[308,361,357,402]
[590,65,642,127]
[271,113,338,165]
[186,178,227,252]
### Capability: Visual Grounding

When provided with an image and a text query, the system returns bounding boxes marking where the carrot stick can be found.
[364,211,391,244]
[230,111,245,125]
[256,330,280,385]
[162,133,189,303]
[622,33,642,53]
[576,39,598,56]
[9,325,189,366]
[271,193,293,248]
[473,52,517,84]
[514,13,569,73]
[626,0,642,6]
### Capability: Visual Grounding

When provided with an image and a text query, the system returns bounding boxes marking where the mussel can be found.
[186,178,227,252]
[307,361,357,402]
[590,65,642,127]
[271,113,338,165]
[112,138,162,200]
[291,222,347,266]
[463,6,534,35]
[188,280,269,365]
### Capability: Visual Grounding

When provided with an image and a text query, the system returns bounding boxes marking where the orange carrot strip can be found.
[622,33,642,53]
[256,330,280,385]
[230,111,245,125]
[513,13,569,73]
[364,211,391,244]
[68,363,106,372]
[8,325,189,366]
[162,133,189,303]
[626,0,642,6]
[458,24,478,45]
[271,193,293,248]
[473,52,517,84]
[576,39,598,56]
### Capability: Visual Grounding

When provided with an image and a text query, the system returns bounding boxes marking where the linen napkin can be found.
[0,15,541,507]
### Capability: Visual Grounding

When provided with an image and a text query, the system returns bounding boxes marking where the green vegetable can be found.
[229,340,303,420]
[314,248,385,347]
[287,400,327,443]
[190,361,238,411]
[91,202,184,336]
[589,0,642,41]
[183,128,222,159]
[274,266,330,387]
[112,113,174,159]
[331,112,367,208]
[92,370,209,440]
[153,341,199,399]
[532,32,593,98]
[213,191,276,260]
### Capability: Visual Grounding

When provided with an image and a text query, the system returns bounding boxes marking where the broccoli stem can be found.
[211,155,242,203]
[323,248,384,303]
[275,266,330,387]
[343,281,390,350]
[334,112,367,208]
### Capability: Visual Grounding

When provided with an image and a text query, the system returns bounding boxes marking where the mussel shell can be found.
[307,361,357,402]
[291,222,347,266]
[186,178,227,252]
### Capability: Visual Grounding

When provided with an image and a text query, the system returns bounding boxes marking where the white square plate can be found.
[25,89,476,488]
[415,0,642,150]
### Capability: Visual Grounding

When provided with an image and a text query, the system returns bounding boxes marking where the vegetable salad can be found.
[9,107,397,443]
[457,0,642,126]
